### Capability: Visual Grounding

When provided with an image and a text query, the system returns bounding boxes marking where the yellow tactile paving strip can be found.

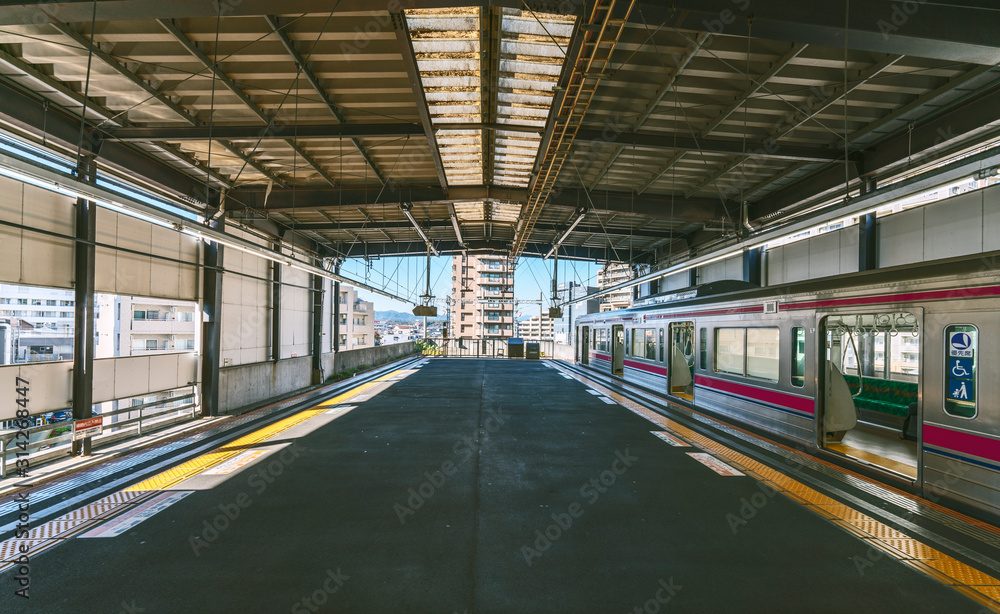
[561,364,1000,613]
[125,371,403,492]
[0,368,408,574]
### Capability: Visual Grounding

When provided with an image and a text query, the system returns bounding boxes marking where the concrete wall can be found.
[552,343,575,361]
[218,355,314,415]
[329,342,416,376]
[218,342,417,415]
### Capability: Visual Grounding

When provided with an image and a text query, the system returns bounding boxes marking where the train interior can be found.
[821,312,920,479]
[668,322,696,400]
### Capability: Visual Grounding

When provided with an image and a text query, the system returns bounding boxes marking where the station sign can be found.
[73,416,103,440]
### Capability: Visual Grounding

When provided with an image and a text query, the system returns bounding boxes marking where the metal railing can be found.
[419,338,556,358]
[0,385,199,478]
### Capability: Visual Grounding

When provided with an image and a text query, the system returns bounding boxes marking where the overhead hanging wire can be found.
[74,0,100,167]
[844,0,851,197]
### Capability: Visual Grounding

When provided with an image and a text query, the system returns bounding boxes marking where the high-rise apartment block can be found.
[450,254,515,339]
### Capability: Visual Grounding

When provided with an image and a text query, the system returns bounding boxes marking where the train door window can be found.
[699,328,707,370]
[644,329,656,360]
[791,327,805,387]
[715,328,745,376]
[944,325,977,419]
[631,329,645,357]
[659,328,665,363]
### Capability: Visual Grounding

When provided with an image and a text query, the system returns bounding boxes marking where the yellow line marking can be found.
[557,364,1000,612]
[126,370,403,492]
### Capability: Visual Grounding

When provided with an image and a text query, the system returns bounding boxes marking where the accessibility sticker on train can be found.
[78,491,193,538]
[203,449,269,475]
[651,431,689,447]
[686,453,745,476]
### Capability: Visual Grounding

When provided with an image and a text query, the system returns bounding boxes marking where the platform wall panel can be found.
[699,255,743,284]
[220,227,271,367]
[94,210,199,300]
[0,361,72,419]
[279,263,311,360]
[0,176,75,289]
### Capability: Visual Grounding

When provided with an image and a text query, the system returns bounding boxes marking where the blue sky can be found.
[338,256,602,315]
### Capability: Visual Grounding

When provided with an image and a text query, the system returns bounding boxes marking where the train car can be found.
[575,252,1000,521]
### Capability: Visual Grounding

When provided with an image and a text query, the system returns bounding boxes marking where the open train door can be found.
[581,326,590,365]
[668,322,696,401]
[818,312,921,481]
[612,324,624,376]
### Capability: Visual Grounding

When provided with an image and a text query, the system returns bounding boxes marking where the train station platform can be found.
[1,358,998,613]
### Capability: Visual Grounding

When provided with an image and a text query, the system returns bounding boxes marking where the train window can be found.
[715,328,745,376]
[644,329,656,360]
[944,325,977,419]
[659,328,665,363]
[746,329,780,382]
[631,329,644,357]
[791,327,805,387]
[827,312,919,383]
[699,328,707,370]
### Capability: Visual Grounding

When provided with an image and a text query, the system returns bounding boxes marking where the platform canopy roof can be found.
[0,0,999,264]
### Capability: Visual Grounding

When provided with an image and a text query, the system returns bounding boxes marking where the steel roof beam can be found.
[263,14,386,186]
[698,42,808,139]
[157,18,335,187]
[101,123,536,141]
[588,32,709,190]
[0,51,232,193]
[575,129,844,163]
[751,84,1000,222]
[392,11,450,192]
[262,219,681,241]
[48,22,286,187]
[226,185,725,221]
[684,55,901,198]
[8,1,1000,64]
[9,1,1000,64]
[326,239,652,262]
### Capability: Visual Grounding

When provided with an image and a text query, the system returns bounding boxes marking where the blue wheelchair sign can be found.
[949,358,974,380]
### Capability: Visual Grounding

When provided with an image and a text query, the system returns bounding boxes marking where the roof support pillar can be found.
[271,242,282,362]
[743,247,762,286]
[311,272,325,385]
[200,213,224,417]
[72,154,97,455]
[333,261,342,353]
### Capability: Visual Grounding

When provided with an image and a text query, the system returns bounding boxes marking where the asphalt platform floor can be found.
[0,359,985,613]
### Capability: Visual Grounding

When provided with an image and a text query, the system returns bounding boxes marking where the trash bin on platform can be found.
[508,337,524,358]
[525,342,540,360]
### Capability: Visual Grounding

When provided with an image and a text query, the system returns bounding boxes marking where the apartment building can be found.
[336,286,375,350]
[449,254,515,339]
[0,284,76,363]
[552,281,600,345]
[95,295,197,359]
[598,262,634,312]
[520,314,554,341]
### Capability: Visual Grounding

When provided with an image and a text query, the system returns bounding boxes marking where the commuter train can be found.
[574,252,1000,520]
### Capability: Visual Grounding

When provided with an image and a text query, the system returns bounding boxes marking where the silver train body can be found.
[574,253,1000,520]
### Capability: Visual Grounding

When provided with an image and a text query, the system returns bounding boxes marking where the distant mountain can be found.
[375,310,446,323]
